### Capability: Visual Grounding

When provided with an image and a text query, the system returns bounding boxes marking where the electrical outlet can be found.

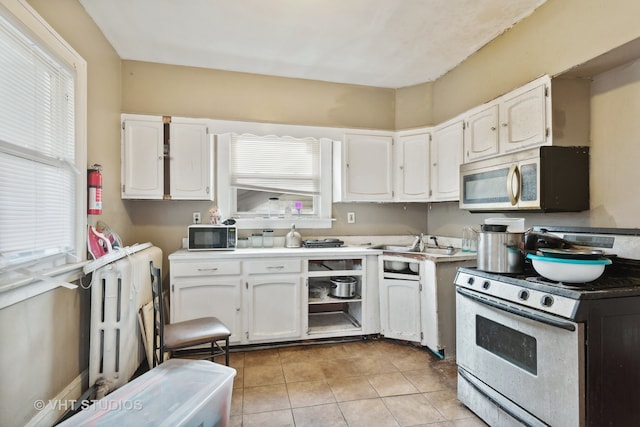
[347,212,356,224]
[192,212,201,224]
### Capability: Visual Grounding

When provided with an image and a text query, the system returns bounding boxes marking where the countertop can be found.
[169,245,477,263]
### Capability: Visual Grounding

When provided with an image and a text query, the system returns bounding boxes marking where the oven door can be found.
[456,287,585,427]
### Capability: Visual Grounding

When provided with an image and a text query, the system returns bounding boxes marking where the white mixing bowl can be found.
[527,253,612,283]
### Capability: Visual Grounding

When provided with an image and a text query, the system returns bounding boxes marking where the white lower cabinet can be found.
[379,278,421,342]
[245,274,302,342]
[169,250,375,346]
[171,278,243,344]
[379,256,475,359]
[169,259,243,344]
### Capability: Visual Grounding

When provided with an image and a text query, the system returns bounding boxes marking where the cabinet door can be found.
[342,133,394,201]
[169,122,214,200]
[396,132,430,201]
[464,104,499,163]
[121,119,164,199]
[171,278,243,344]
[246,275,302,342]
[499,83,548,153]
[380,279,421,343]
[431,120,463,201]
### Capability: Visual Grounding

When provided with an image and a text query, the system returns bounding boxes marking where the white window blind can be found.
[0,11,77,267]
[230,134,320,196]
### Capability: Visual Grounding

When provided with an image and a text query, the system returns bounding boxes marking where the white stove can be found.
[454,226,640,427]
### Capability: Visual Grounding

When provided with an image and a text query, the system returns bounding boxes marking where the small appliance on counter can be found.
[285,224,302,248]
[187,224,237,251]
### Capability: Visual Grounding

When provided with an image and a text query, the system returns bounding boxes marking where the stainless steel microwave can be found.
[188,224,237,251]
[459,146,589,212]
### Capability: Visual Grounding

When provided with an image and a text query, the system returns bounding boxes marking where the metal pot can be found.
[330,276,357,298]
[476,230,525,273]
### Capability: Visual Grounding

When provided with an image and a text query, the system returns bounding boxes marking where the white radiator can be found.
[88,245,162,393]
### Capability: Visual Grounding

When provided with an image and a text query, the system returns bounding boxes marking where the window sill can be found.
[0,262,87,310]
[233,217,335,230]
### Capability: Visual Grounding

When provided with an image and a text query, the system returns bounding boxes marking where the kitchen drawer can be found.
[172,260,242,277]
[245,259,302,275]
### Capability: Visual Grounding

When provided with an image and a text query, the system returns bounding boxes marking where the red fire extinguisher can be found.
[88,164,102,215]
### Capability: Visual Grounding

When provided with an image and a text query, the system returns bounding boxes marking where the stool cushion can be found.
[164,317,231,350]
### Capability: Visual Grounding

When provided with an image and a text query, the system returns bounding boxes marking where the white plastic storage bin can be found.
[60,359,236,427]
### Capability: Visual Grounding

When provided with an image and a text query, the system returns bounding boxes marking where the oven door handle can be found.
[457,287,576,331]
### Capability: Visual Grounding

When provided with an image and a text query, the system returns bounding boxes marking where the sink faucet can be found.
[430,236,439,247]
[409,233,426,252]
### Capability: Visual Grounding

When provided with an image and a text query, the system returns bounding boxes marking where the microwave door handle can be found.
[507,164,521,205]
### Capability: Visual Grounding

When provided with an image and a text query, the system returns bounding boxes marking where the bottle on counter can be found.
[262,229,274,247]
[251,233,263,248]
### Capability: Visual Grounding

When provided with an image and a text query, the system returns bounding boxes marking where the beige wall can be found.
[122,61,396,130]
[395,81,434,129]
[589,60,640,227]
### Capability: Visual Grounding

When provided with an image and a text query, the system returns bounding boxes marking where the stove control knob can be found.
[482,281,490,290]
[540,295,554,307]
[518,290,529,301]
[467,277,474,286]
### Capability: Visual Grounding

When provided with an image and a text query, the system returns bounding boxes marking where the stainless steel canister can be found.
[476,231,524,273]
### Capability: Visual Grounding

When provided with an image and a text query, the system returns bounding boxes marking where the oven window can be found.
[476,315,537,375]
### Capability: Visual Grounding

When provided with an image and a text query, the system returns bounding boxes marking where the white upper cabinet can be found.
[169,120,214,200]
[121,117,164,199]
[394,130,431,201]
[431,119,463,201]
[333,132,394,202]
[462,75,589,164]
[499,81,549,154]
[121,114,214,200]
[464,104,500,163]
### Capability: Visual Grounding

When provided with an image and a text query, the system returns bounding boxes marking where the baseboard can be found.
[25,370,88,427]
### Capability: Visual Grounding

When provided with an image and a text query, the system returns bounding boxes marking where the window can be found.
[217,132,332,229]
[0,0,86,299]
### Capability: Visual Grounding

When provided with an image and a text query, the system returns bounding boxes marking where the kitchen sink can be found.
[369,244,457,255]
[370,244,457,255]
[421,246,457,255]
[370,244,419,252]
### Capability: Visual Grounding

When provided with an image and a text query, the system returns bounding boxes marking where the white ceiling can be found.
[79,0,546,88]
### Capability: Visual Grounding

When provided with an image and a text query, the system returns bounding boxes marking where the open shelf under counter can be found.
[308,295,362,304]
[307,311,362,334]
[307,269,363,278]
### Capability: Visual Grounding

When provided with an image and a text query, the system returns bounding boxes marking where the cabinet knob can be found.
[501,123,508,127]
[491,126,496,131]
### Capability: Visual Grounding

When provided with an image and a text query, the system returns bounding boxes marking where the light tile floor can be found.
[218,338,487,427]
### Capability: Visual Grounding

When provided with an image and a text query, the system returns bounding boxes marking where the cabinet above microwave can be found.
[459,146,589,212]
